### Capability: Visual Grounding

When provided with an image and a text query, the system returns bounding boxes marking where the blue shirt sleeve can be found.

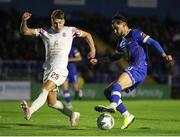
[132,29,149,43]
[133,29,165,55]
[146,37,165,55]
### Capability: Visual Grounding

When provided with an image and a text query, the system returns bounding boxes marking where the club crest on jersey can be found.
[62,32,66,37]
[119,39,126,48]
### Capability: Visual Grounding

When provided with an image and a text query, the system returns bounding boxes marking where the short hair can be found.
[112,13,128,25]
[51,9,64,19]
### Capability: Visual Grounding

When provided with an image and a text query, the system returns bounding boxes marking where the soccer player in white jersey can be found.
[20,10,96,127]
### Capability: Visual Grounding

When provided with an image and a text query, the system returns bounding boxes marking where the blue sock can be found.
[110,83,122,104]
[63,90,71,104]
[110,83,127,114]
[116,103,127,114]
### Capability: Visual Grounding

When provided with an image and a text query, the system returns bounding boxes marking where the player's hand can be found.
[90,58,98,65]
[162,53,173,63]
[87,50,96,59]
[22,12,32,21]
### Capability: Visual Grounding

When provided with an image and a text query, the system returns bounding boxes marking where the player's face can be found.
[112,22,126,37]
[51,18,65,32]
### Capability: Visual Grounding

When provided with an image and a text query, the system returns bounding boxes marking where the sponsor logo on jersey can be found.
[119,38,127,48]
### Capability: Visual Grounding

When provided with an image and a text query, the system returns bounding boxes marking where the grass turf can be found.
[0,100,180,136]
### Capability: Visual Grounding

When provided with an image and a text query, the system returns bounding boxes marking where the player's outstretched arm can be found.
[146,37,173,63]
[20,12,37,36]
[81,31,96,59]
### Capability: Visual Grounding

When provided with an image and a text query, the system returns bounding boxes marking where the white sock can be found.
[110,102,118,108]
[52,100,64,110]
[29,89,49,115]
[122,110,130,118]
[110,99,122,109]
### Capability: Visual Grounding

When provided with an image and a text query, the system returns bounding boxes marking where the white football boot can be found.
[70,112,80,127]
[20,100,31,120]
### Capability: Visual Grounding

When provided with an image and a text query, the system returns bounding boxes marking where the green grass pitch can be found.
[0,100,180,136]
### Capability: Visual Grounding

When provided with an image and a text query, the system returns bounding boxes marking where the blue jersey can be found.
[67,46,80,84]
[116,29,150,92]
[116,29,149,66]
[67,46,80,74]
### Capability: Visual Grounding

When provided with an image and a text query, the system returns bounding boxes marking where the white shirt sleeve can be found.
[71,27,82,38]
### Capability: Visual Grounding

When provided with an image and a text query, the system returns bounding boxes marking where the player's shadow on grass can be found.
[18,123,69,129]
[138,127,151,129]
[0,123,67,129]
[17,123,34,126]
[0,123,87,130]
[0,123,33,129]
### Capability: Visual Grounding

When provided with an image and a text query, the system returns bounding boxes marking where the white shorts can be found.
[43,68,68,86]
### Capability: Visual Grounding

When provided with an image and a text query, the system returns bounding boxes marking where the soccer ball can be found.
[97,113,115,130]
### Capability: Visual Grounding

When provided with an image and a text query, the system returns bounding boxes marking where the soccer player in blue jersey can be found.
[61,45,83,108]
[90,13,173,129]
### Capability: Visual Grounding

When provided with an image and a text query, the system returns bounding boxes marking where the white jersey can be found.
[35,26,82,75]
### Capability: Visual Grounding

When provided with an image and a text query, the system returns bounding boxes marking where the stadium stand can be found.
[0,10,179,85]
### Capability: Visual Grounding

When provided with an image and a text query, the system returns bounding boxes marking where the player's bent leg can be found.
[48,91,80,127]
[50,100,80,127]
[20,100,31,120]
[115,72,135,129]
[121,113,135,129]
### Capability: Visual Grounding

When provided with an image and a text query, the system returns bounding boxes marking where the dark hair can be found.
[112,13,128,24]
[51,9,64,19]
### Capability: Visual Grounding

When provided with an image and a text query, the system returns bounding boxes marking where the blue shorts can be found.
[67,72,78,84]
[124,64,147,93]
